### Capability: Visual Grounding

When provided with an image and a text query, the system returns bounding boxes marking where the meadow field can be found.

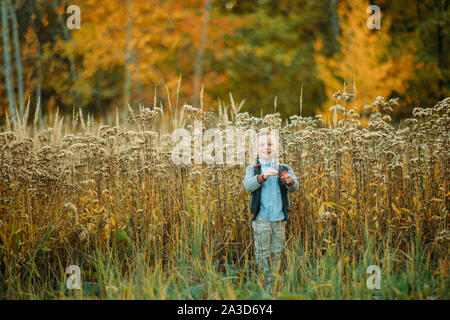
[0,92,448,300]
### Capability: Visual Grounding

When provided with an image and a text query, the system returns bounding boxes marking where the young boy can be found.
[243,131,299,293]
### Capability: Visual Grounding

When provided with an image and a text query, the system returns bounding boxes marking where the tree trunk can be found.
[8,0,24,116]
[1,0,18,121]
[329,0,339,43]
[36,40,43,124]
[192,0,211,106]
[123,0,133,109]
[31,0,43,125]
[52,0,80,106]
[436,0,447,94]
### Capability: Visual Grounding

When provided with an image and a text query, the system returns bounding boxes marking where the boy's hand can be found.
[263,168,278,180]
[283,173,293,185]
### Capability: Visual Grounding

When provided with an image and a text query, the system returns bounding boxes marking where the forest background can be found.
[0,0,448,127]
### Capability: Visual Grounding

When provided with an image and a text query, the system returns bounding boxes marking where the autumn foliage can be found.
[1,0,448,122]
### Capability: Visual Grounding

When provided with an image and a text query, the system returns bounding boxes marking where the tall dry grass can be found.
[0,90,448,299]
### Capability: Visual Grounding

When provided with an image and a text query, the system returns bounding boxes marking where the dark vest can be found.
[249,158,291,221]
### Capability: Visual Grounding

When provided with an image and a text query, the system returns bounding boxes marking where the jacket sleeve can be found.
[243,165,263,192]
[285,165,299,192]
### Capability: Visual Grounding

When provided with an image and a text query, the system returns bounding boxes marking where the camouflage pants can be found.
[251,214,287,286]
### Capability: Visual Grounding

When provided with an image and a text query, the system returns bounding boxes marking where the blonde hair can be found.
[255,130,279,146]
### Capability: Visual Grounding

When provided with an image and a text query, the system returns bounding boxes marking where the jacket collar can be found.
[258,157,275,166]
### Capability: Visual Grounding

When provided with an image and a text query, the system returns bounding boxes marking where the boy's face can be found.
[256,134,280,161]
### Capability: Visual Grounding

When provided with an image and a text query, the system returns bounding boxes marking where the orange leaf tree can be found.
[314,0,417,127]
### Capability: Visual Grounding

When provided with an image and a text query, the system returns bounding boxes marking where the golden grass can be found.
[0,92,448,299]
